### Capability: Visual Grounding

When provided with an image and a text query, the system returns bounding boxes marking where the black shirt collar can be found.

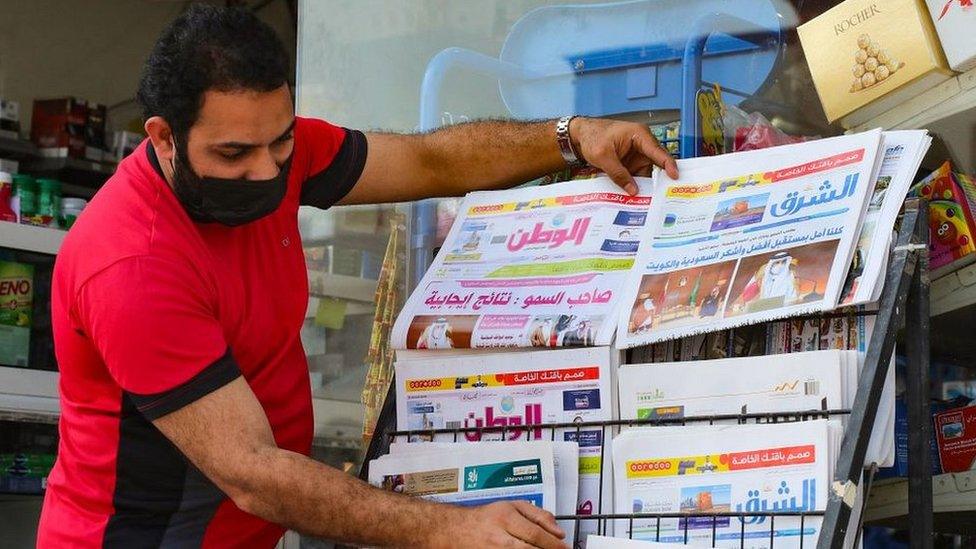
[146,143,166,180]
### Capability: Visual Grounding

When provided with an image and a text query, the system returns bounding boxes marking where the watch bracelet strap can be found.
[556,115,585,167]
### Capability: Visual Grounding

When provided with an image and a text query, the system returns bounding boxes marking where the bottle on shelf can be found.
[35,178,62,228]
[12,174,36,225]
[0,171,15,222]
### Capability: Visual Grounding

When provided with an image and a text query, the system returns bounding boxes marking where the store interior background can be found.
[1,0,975,547]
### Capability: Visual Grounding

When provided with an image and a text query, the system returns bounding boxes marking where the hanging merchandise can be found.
[909,161,976,275]
[361,213,406,439]
[696,84,726,157]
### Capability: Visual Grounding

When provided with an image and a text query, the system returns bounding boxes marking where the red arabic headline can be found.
[722,444,816,470]
[766,149,865,183]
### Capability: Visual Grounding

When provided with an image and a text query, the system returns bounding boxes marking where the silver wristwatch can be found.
[556,115,585,168]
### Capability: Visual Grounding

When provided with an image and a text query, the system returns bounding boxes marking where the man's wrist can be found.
[568,116,585,163]
[556,116,586,167]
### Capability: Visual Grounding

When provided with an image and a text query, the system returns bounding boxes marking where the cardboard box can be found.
[926,0,976,72]
[935,405,976,472]
[798,0,953,127]
[30,97,88,158]
[910,161,976,273]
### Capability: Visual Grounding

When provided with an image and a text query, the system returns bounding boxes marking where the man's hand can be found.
[570,117,680,195]
[430,501,568,549]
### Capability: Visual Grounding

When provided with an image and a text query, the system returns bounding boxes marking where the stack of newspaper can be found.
[586,535,695,548]
[611,420,849,547]
[392,347,615,543]
[617,129,931,348]
[367,440,560,512]
[616,349,895,466]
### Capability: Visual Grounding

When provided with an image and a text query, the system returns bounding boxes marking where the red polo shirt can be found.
[38,117,367,547]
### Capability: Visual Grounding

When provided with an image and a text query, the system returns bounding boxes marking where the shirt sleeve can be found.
[296,117,368,209]
[74,255,241,420]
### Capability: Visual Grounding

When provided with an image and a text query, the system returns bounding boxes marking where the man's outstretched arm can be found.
[153,377,567,549]
[339,117,679,205]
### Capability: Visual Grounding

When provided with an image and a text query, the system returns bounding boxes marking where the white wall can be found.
[0,0,297,137]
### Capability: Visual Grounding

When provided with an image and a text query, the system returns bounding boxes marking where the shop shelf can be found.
[850,67,976,134]
[305,296,375,319]
[931,256,976,317]
[0,136,39,160]
[22,156,116,188]
[0,367,60,423]
[865,471,976,534]
[307,271,377,303]
[0,222,66,255]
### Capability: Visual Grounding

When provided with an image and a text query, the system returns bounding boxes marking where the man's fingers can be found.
[512,501,564,539]
[596,150,638,195]
[633,131,679,180]
[505,514,567,549]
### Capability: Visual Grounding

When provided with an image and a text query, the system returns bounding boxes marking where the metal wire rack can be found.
[362,198,933,549]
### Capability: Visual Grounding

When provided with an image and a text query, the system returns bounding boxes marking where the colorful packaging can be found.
[934,405,976,472]
[910,161,976,273]
[0,261,34,367]
[13,174,37,224]
[798,0,953,127]
[0,452,55,494]
[0,171,15,222]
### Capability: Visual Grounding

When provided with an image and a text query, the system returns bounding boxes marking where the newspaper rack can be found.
[361,198,933,549]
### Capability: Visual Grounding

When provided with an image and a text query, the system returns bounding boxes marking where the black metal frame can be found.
[361,198,933,548]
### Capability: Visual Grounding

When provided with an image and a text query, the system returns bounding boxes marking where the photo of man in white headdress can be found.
[737,251,800,309]
[416,317,454,349]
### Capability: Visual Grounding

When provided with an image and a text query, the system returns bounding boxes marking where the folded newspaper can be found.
[839,130,930,305]
[394,347,615,543]
[618,130,887,347]
[368,441,557,512]
[586,535,693,548]
[616,349,893,467]
[391,178,654,349]
[611,420,841,547]
[389,441,578,545]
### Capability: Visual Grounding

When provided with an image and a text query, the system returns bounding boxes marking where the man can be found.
[38,5,677,548]
[698,286,723,317]
[738,251,801,307]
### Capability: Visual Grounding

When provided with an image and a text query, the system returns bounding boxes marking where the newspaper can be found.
[766,315,895,467]
[618,130,884,348]
[586,535,691,548]
[616,350,852,421]
[368,442,557,512]
[840,130,931,305]
[391,177,653,349]
[394,347,614,538]
[390,440,579,545]
[611,421,838,547]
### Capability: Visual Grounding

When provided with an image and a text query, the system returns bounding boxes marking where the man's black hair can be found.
[137,4,290,139]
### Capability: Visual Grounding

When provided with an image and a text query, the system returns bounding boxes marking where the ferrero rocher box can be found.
[798,0,953,127]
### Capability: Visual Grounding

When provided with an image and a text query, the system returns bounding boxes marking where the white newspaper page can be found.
[841,130,931,305]
[390,440,579,546]
[392,178,653,349]
[368,443,557,512]
[612,421,833,547]
[394,347,614,533]
[619,130,883,348]
[586,535,691,548]
[616,350,850,421]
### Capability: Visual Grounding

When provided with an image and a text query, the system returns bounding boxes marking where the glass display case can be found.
[292,0,976,545]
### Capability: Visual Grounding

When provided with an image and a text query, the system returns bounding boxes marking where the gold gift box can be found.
[798,0,953,128]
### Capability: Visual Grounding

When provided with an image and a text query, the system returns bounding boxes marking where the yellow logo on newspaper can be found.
[666,172,775,198]
[626,455,728,478]
[405,376,504,392]
[467,198,562,216]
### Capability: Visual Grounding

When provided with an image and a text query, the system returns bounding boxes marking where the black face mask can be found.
[169,139,290,227]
